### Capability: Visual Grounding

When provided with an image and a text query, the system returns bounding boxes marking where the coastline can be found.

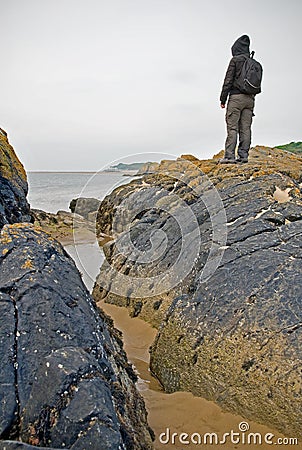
[27,149,302,448]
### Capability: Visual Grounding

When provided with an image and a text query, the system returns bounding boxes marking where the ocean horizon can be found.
[27,171,135,214]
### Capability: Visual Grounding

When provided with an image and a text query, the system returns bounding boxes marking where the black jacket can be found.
[220,35,251,105]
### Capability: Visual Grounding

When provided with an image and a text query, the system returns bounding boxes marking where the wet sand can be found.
[100,301,301,450]
[65,242,301,449]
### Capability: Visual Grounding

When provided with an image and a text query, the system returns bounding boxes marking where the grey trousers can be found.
[224,93,255,160]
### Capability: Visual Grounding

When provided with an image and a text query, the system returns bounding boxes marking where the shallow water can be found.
[64,241,103,290]
[66,243,299,450]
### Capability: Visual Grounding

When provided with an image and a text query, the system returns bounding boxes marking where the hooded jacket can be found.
[220,35,251,104]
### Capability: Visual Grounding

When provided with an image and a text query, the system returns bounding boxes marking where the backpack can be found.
[235,51,263,95]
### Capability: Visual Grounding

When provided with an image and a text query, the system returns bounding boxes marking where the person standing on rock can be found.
[219,35,262,164]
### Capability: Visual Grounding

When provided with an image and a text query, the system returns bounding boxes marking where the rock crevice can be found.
[0,225,153,449]
[93,146,302,437]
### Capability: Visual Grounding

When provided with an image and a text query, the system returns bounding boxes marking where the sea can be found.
[27,171,135,290]
[27,171,135,214]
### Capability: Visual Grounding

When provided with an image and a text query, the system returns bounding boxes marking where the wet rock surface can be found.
[0,442,61,449]
[93,146,302,437]
[69,198,101,221]
[0,224,153,449]
[0,130,31,229]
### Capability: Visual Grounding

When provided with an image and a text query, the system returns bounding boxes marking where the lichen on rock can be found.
[0,130,31,229]
[0,224,153,449]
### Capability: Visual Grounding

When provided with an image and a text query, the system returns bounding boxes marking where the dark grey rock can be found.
[69,198,101,221]
[0,442,61,449]
[93,148,302,438]
[0,224,153,449]
[0,296,16,438]
[0,132,31,229]
[0,176,31,229]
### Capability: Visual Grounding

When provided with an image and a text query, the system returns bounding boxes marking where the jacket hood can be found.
[231,35,250,56]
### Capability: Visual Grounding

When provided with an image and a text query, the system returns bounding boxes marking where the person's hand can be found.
[220,103,225,109]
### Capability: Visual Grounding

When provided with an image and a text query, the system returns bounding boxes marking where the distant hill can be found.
[111,162,149,171]
[275,141,302,155]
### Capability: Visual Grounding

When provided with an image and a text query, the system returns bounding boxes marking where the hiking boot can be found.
[236,158,248,163]
[218,158,237,164]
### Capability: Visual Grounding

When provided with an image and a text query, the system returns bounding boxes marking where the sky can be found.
[1,0,301,171]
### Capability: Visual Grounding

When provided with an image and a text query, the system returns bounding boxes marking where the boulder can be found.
[69,198,101,221]
[0,224,153,449]
[0,130,31,228]
[93,146,302,437]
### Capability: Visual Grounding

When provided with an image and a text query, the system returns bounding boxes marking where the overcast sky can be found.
[1,0,301,171]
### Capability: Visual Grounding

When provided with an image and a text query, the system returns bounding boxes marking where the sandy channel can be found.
[100,302,300,450]
[64,243,301,450]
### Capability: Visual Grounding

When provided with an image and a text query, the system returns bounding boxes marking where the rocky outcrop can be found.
[32,209,95,245]
[69,198,101,222]
[136,162,159,175]
[0,129,31,229]
[68,198,113,246]
[0,443,61,449]
[0,224,153,449]
[93,146,302,437]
